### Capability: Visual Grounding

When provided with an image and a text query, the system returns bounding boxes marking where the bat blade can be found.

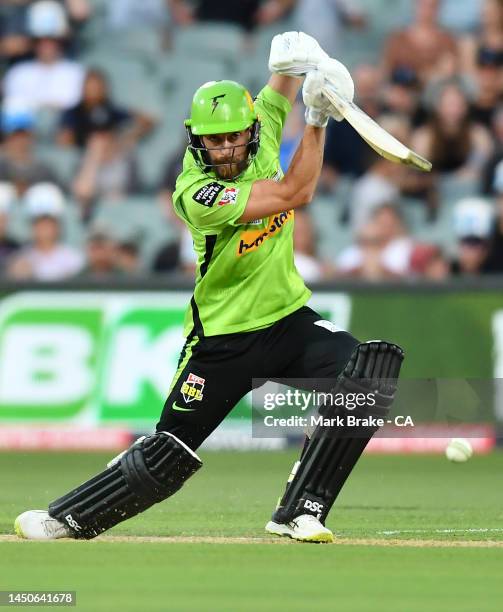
[322,84,432,172]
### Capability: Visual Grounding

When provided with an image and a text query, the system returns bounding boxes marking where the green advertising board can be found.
[0,291,349,425]
[0,288,501,426]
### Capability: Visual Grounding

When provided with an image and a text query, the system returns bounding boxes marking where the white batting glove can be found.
[303,70,332,127]
[303,58,355,123]
[318,57,355,105]
[269,31,329,77]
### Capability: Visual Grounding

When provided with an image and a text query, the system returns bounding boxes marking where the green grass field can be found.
[1,450,502,611]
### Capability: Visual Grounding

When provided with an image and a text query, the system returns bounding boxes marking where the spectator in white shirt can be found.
[337,204,415,279]
[7,182,84,281]
[349,115,413,231]
[293,209,328,283]
[3,1,85,111]
[349,157,401,232]
[450,196,494,276]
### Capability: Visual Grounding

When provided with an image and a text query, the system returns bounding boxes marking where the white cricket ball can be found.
[445,438,473,463]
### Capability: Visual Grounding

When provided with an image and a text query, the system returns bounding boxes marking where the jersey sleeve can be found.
[178,179,253,233]
[254,85,292,153]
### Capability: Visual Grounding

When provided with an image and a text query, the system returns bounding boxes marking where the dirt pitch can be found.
[2,533,503,547]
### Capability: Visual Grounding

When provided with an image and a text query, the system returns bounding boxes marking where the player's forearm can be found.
[267,74,303,106]
[282,125,325,207]
[239,126,325,223]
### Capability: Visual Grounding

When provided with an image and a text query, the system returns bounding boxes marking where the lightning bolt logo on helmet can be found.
[211,94,226,115]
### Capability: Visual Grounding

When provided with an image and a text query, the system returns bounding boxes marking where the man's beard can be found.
[213,156,249,180]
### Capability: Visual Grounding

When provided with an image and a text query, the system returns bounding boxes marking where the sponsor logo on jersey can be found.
[193,182,224,207]
[237,218,262,226]
[237,210,293,256]
[218,187,239,206]
[181,372,205,403]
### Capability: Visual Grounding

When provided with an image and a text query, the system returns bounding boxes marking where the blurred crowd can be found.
[0,0,502,282]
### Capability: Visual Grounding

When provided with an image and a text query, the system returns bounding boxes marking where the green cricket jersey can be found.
[173,85,311,336]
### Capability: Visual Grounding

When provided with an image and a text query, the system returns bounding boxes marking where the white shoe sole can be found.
[265,520,334,543]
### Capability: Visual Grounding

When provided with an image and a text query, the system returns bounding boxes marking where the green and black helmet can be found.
[185,80,260,177]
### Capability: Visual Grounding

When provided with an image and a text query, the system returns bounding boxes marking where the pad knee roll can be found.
[49,432,202,539]
[323,340,404,418]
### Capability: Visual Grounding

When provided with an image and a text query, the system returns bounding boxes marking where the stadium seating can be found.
[34,144,81,190]
[92,196,179,268]
[173,23,244,70]
[1,10,495,280]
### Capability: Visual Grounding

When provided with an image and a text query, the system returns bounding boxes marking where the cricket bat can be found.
[322,82,432,172]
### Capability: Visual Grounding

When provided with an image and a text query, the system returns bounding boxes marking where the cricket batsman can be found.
[15,32,403,543]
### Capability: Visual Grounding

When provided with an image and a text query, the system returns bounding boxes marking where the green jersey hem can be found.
[187,288,312,337]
